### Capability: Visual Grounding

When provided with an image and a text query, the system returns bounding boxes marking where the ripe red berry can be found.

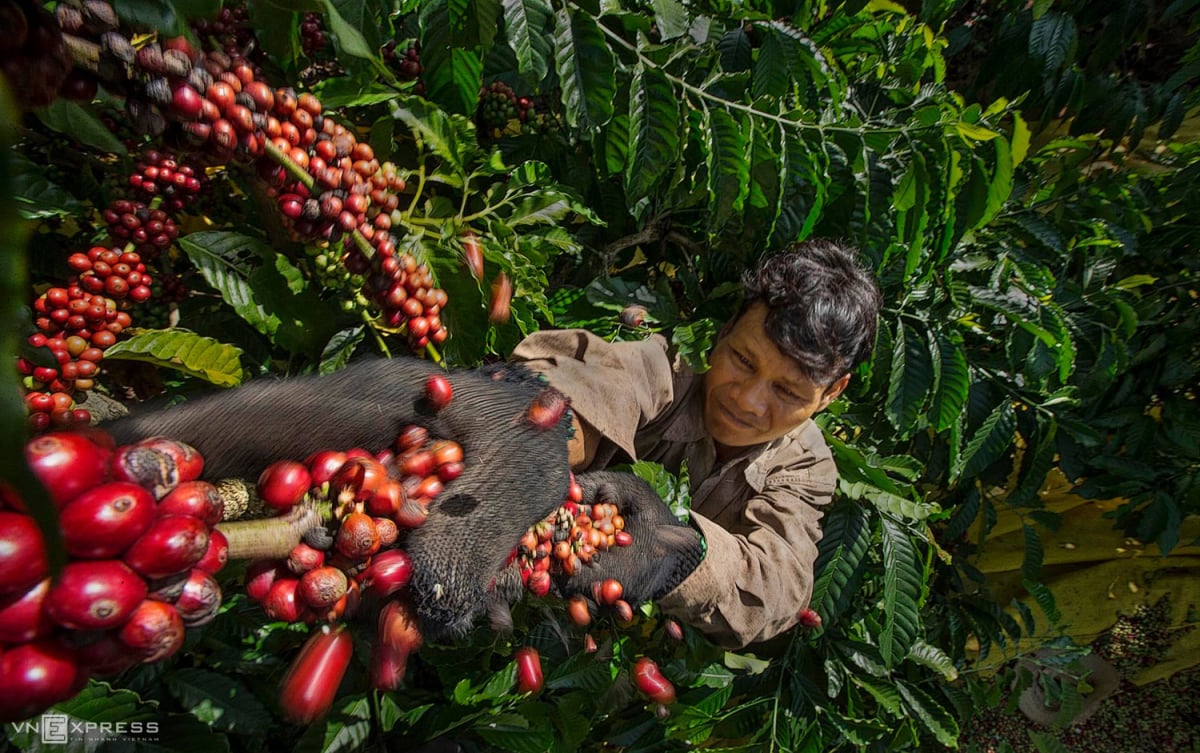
[514,647,543,694]
[174,568,222,627]
[797,607,822,629]
[122,515,210,580]
[118,599,185,662]
[425,374,452,410]
[632,657,676,705]
[24,431,112,508]
[0,579,53,643]
[359,549,412,600]
[157,480,225,527]
[279,624,353,724]
[0,639,80,723]
[257,460,312,511]
[0,512,49,596]
[45,560,147,630]
[58,482,156,559]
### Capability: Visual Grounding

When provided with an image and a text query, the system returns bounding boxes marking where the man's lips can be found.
[719,402,756,431]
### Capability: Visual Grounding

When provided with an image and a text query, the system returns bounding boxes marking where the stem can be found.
[216,501,329,561]
[262,139,315,192]
[579,3,924,138]
[362,309,392,359]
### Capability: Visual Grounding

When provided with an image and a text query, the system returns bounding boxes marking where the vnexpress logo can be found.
[40,714,69,744]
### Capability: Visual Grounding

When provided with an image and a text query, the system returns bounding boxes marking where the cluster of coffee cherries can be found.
[382,40,424,95]
[0,429,225,722]
[476,81,536,133]
[20,247,154,430]
[127,150,206,213]
[299,13,328,57]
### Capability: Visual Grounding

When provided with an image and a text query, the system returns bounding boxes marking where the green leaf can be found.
[672,319,719,373]
[892,164,918,211]
[474,711,555,753]
[930,330,969,432]
[896,680,959,747]
[503,0,554,82]
[1011,114,1031,165]
[113,0,186,35]
[650,0,689,40]
[706,108,750,230]
[8,152,85,220]
[886,321,932,435]
[851,675,902,714]
[104,330,243,387]
[954,401,1016,482]
[625,63,681,201]
[1021,523,1044,580]
[811,501,871,623]
[35,100,127,156]
[1029,731,1071,753]
[390,95,481,175]
[753,30,791,98]
[906,641,959,681]
[1029,11,1076,72]
[319,327,364,374]
[1113,274,1157,290]
[164,669,271,734]
[554,7,616,130]
[176,233,281,339]
[718,27,752,71]
[879,515,922,666]
[420,0,484,116]
[1023,578,1061,625]
[293,695,371,753]
[5,681,230,753]
[321,0,375,59]
[982,136,1013,227]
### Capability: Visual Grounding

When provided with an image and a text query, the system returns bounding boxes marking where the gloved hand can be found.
[558,471,704,608]
[104,357,572,641]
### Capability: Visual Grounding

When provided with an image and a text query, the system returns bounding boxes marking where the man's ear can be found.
[817,373,851,411]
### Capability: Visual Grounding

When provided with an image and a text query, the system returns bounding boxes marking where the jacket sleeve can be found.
[509,330,674,462]
[657,460,837,649]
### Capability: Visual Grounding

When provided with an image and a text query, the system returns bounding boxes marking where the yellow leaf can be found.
[956,121,1000,141]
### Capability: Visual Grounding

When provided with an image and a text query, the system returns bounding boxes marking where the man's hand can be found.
[558,471,704,608]
[104,357,573,640]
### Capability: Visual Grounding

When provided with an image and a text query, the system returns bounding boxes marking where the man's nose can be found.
[730,378,768,416]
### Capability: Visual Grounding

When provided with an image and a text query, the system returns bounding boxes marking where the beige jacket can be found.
[511,329,838,648]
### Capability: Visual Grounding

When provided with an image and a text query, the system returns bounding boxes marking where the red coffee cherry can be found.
[0,639,80,723]
[122,515,210,580]
[119,600,185,662]
[174,568,222,627]
[24,431,111,508]
[424,374,452,411]
[0,579,54,643]
[45,560,147,630]
[157,481,224,526]
[359,549,412,600]
[0,512,49,596]
[514,647,543,694]
[59,482,156,559]
[257,460,312,511]
[632,657,676,705]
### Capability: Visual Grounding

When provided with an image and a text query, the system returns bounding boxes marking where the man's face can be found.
[703,303,849,448]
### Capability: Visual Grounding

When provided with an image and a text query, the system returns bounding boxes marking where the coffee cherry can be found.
[298,566,347,609]
[514,646,543,694]
[194,528,229,574]
[263,577,303,622]
[173,568,222,627]
[425,374,452,410]
[632,657,676,705]
[335,512,380,559]
[0,512,49,596]
[58,482,156,559]
[257,460,312,511]
[122,515,210,579]
[488,272,512,324]
[0,639,80,723]
[0,579,53,643]
[245,559,285,603]
[567,596,592,627]
[118,600,185,662]
[24,431,112,508]
[45,559,147,630]
[797,607,822,629]
[157,481,225,527]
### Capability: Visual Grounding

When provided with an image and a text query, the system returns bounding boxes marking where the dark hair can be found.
[739,239,882,386]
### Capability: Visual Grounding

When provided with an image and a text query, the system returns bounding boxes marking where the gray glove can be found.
[104,357,572,640]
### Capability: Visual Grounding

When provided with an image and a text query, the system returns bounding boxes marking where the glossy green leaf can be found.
[886,321,932,435]
[626,64,680,201]
[293,695,371,753]
[35,100,127,156]
[1021,523,1044,581]
[104,329,244,387]
[879,515,922,666]
[906,641,958,681]
[503,0,554,82]
[1029,11,1076,72]
[390,95,481,174]
[420,0,484,116]
[811,500,871,623]
[165,669,271,734]
[954,400,1016,482]
[705,108,749,229]
[321,0,374,59]
[930,330,970,432]
[651,0,689,40]
[1023,578,1061,625]
[554,8,617,130]
[896,680,959,747]
[718,26,752,71]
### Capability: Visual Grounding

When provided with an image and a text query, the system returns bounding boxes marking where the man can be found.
[510,238,881,647]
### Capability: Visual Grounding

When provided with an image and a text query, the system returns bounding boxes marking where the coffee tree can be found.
[2,0,1197,751]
